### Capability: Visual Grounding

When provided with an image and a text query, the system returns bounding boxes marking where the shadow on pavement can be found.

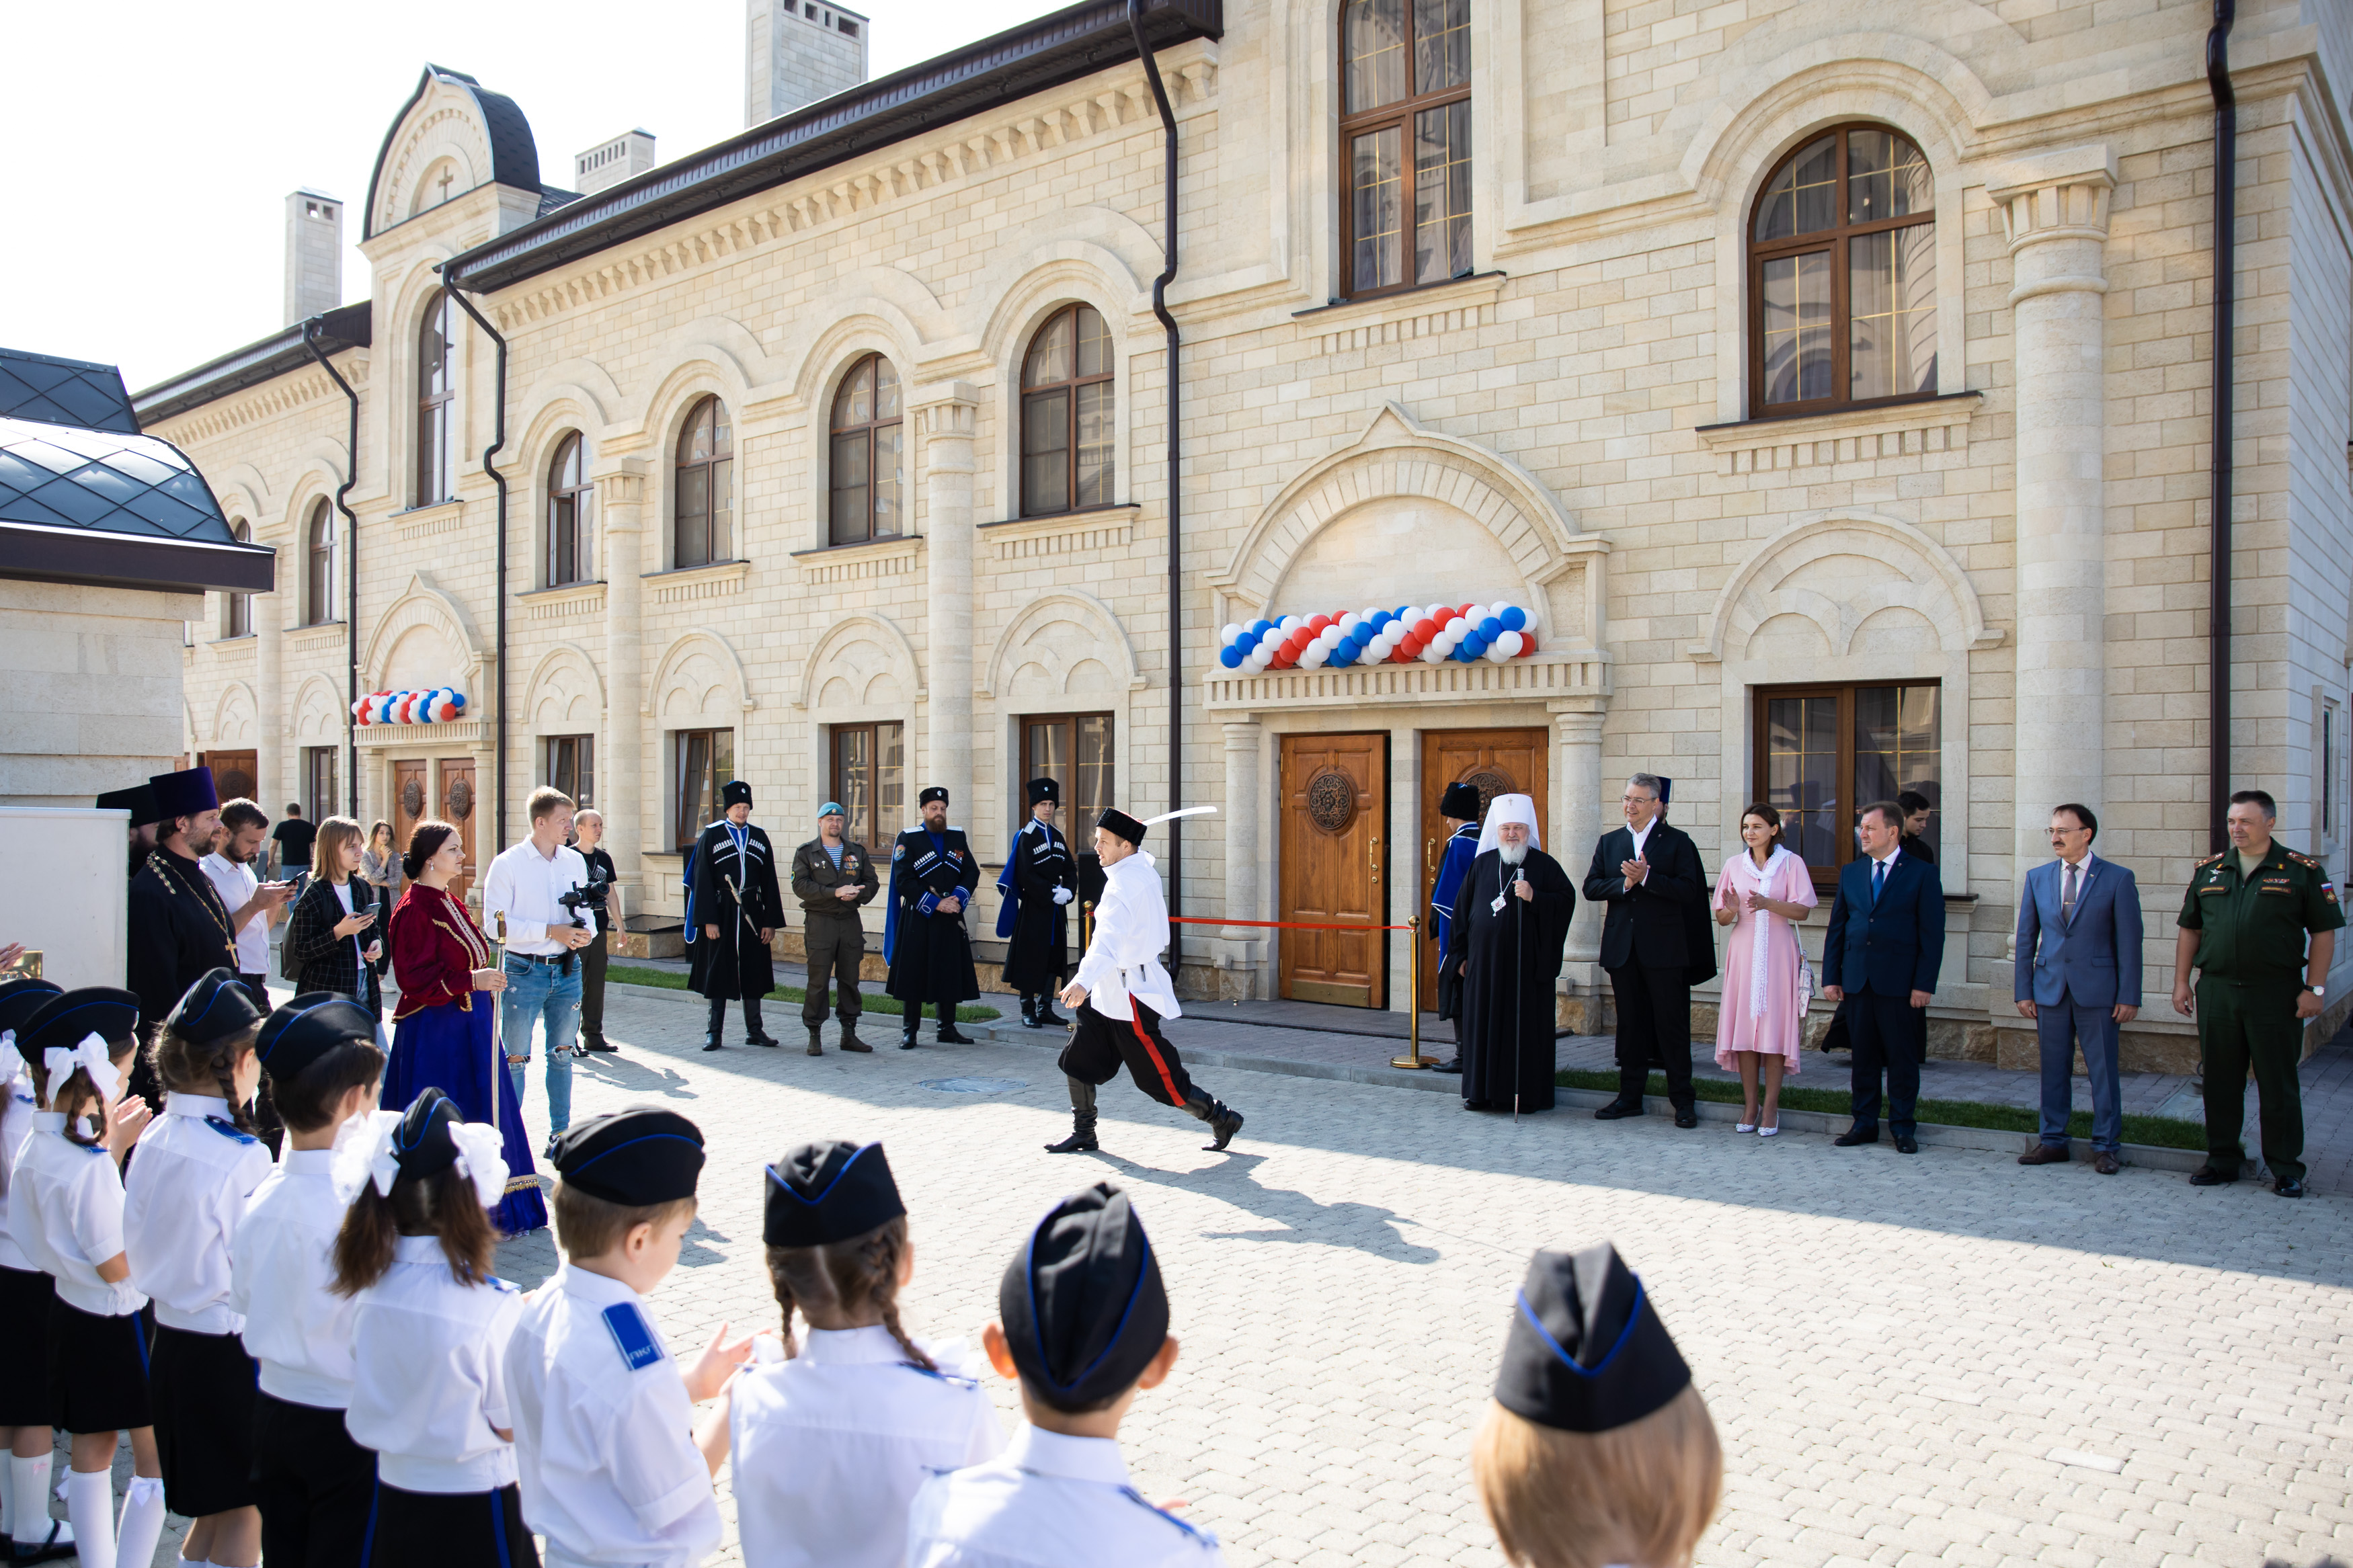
[1086,1150,1442,1265]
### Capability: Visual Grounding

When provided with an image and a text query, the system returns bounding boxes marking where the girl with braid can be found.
[730,1140,1002,1568]
[122,970,274,1568]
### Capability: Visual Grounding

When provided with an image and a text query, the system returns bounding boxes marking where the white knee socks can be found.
[65,1467,116,1568]
[9,1450,73,1549]
[114,1475,165,1568]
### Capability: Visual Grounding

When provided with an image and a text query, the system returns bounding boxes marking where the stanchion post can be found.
[1082,900,1094,954]
[1391,914,1429,1070]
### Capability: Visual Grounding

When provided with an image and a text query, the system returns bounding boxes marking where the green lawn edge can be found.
[1552,1068,2206,1151]
[607,964,1002,1023]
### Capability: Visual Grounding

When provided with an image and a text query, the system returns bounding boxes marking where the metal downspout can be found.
[2208,0,2236,850]
[439,265,512,853]
[303,317,362,817]
[1130,0,1185,973]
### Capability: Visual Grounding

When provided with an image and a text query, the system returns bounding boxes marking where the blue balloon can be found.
[1499,606,1527,632]
[1328,645,1354,667]
[1220,646,1243,669]
[1350,625,1373,646]
[1462,632,1488,656]
[1478,616,1503,640]
[1239,630,1261,653]
[1254,618,1275,634]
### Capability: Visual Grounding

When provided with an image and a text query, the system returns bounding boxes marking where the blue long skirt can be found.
[384,997,549,1237]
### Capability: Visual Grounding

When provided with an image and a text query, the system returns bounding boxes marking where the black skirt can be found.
[46,1298,151,1435]
[251,1391,376,1568]
[363,1479,539,1568]
[0,1266,54,1426]
[151,1323,258,1515]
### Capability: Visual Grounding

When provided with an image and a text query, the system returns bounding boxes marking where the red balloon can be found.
[1517,632,1538,655]
[1412,618,1437,639]
[1306,614,1332,634]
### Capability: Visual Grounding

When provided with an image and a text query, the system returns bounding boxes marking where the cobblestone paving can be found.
[444,986,2353,1568]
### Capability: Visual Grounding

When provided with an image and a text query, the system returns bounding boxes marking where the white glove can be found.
[1052,887,1074,906]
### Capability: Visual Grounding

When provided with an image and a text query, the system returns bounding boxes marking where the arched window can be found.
[225,522,253,638]
[673,397,733,567]
[547,432,593,585]
[1749,125,1936,415]
[1020,306,1113,518]
[829,355,904,546]
[303,501,338,626]
[417,290,455,505]
[1339,0,1472,297]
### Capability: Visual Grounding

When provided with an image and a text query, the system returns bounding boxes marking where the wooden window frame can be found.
[1751,680,1942,892]
[303,500,337,626]
[828,721,906,852]
[1019,304,1115,518]
[1017,712,1115,833]
[828,354,904,546]
[303,745,340,823]
[1337,0,1473,302]
[672,728,733,853]
[543,735,594,811]
[1747,122,1938,419]
[672,397,735,569]
[225,521,253,638]
[417,290,454,506]
[546,432,593,587]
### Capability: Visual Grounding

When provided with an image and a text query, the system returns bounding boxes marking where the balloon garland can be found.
[1213,602,1538,672]
[351,688,467,725]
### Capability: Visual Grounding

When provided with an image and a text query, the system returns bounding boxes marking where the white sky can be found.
[0,0,1059,395]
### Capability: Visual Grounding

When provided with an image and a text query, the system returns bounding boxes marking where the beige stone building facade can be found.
[138,0,2353,1065]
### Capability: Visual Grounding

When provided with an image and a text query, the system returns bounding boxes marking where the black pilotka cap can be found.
[918,786,950,807]
[1096,809,1146,846]
[553,1108,706,1206]
[165,968,263,1045]
[721,780,753,808]
[390,1087,464,1180]
[1494,1243,1690,1434]
[1441,781,1482,819]
[95,783,159,825]
[1027,777,1059,806]
[764,1140,905,1247]
[0,979,63,1039]
[255,993,378,1080]
[1000,1182,1170,1413]
[22,988,141,1055]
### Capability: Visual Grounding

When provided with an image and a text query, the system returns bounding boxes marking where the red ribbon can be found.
[1164,915,1413,932]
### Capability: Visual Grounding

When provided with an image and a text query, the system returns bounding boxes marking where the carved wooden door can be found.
[392,759,429,866]
[437,758,479,907]
[1277,733,1387,1007]
[1418,729,1548,1011]
[199,750,256,805]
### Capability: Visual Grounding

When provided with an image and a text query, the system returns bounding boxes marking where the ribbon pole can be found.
[1390,914,1429,1070]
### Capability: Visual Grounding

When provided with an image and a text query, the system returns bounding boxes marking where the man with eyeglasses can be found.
[1581,774,1714,1128]
[2014,804,2142,1175]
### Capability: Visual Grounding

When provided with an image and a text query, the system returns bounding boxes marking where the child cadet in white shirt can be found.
[228,994,386,1568]
[504,1107,747,1568]
[906,1181,1224,1568]
[123,969,276,1568]
[335,1087,533,1568]
[15,987,165,1568]
[0,979,74,1564]
[729,1140,1003,1568]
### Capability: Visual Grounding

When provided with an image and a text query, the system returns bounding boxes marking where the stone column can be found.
[255,576,284,821]
[1991,146,2114,893]
[1552,702,1607,966]
[1219,720,1265,1001]
[912,383,980,813]
[596,458,649,893]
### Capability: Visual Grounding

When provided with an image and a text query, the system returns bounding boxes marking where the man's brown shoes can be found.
[2093,1151,2120,1175]
[2018,1143,2070,1165]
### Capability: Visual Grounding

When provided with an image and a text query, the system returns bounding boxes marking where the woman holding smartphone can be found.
[282,816,385,1015]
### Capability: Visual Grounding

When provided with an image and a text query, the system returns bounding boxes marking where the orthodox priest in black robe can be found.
[126,768,240,1104]
[883,786,982,1046]
[1449,793,1575,1112]
[687,779,784,1050]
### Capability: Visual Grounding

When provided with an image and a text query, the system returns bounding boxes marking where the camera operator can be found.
[482,786,596,1143]
[573,808,619,1054]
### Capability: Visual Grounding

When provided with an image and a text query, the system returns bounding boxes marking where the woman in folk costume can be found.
[1046,806,1243,1155]
[688,780,785,1051]
[1710,803,1817,1136]
[382,819,548,1237]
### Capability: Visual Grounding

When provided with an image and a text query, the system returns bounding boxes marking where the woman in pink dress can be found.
[1712,804,1817,1135]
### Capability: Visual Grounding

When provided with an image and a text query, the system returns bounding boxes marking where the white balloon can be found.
[1320,625,1344,646]
[1466,604,1490,624]
[1445,616,1469,636]
[1337,612,1361,634]
[1280,615,1302,632]
[1484,641,1510,663]
[1220,622,1242,644]
[1420,642,1445,663]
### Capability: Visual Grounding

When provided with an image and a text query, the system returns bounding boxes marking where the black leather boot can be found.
[1019,994,1040,1028]
[839,1018,871,1053]
[1045,1077,1099,1153]
[744,998,780,1048]
[1035,993,1066,1028]
[702,997,725,1052]
[900,1011,920,1049]
[805,1026,824,1056]
[1183,1087,1244,1151]
[934,1003,973,1045]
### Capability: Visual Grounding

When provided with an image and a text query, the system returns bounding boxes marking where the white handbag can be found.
[1793,919,1817,1007]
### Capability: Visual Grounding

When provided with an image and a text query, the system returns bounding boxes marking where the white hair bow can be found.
[0,1030,22,1087]
[330,1110,405,1205]
[449,1120,511,1213]
[43,1034,117,1102]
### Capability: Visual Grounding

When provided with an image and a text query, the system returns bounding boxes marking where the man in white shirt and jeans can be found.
[200,796,294,1012]
[482,786,598,1142]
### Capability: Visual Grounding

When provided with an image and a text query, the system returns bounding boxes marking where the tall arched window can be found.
[224,521,253,638]
[303,500,338,625]
[1339,0,1472,297]
[829,355,903,546]
[673,397,733,567]
[1749,125,1936,415]
[417,290,455,505]
[547,433,593,585]
[1020,306,1113,518]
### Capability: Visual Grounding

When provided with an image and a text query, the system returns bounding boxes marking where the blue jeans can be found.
[502,953,580,1134]
[2036,997,2123,1153]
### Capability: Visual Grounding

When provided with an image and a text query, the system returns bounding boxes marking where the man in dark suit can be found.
[1581,773,1714,1127]
[1821,799,1945,1153]
[2014,802,2142,1174]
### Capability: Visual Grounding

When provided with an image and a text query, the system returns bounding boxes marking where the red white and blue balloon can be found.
[1215,602,1536,672]
[351,688,467,725]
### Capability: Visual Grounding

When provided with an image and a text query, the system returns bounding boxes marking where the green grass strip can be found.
[1553,1068,2206,1151]
[606,964,1001,1023]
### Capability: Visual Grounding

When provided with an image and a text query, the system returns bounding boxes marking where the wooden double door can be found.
[392,756,480,905]
[1417,729,1548,1011]
[1278,734,1388,1007]
[197,750,255,805]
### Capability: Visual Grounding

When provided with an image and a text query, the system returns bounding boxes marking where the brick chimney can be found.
[284,190,342,326]
[746,0,868,128]
[575,130,657,197]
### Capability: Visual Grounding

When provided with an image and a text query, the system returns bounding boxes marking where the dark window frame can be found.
[1337,0,1473,301]
[672,396,735,569]
[303,745,340,823]
[544,734,594,811]
[828,354,905,546]
[1017,712,1115,835]
[828,721,906,852]
[417,290,454,506]
[1751,680,1942,892]
[547,431,593,587]
[225,521,253,638]
[672,728,734,853]
[1019,304,1115,518]
[1747,122,1938,419]
[303,499,337,626]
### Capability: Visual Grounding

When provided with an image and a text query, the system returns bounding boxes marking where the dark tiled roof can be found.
[0,349,139,435]
[0,415,272,592]
[362,65,545,240]
[130,302,371,429]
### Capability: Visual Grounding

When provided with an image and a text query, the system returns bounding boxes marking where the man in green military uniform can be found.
[2171,788,2340,1198]
[791,801,880,1056]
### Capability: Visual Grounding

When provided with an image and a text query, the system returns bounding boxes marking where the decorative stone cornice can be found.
[1695,393,1981,477]
[1201,650,1611,714]
[644,559,751,606]
[520,581,606,622]
[145,359,371,447]
[790,535,923,587]
[980,504,1139,561]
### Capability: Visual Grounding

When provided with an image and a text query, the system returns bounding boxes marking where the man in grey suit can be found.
[2014,802,2143,1174]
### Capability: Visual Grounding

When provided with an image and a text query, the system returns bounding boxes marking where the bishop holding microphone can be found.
[1449,794,1577,1113]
